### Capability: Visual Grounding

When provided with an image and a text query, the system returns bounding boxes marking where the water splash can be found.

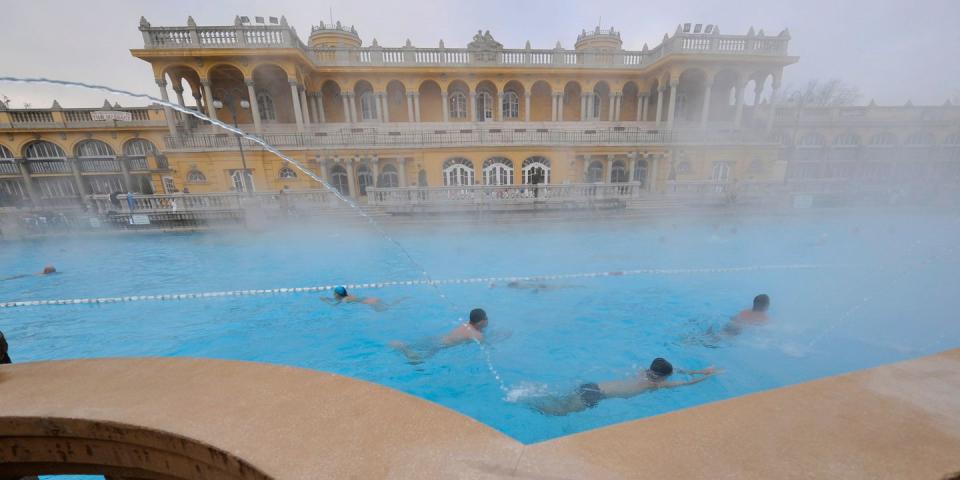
[0,76,509,392]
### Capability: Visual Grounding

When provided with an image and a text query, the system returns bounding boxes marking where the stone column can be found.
[397,158,408,187]
[345,158,357,198]
[606,154,615,182]
[582,155,591,182]
[655,85,664,125]
[299,87,311,126]
[649,155,660,192]
[348,92,358,124]
[627,152,637,183]
[342,95,352,123]
[245,80,262,134]
[667,78,679,128]
[766,83,780,133]
[524,92,531,122]
[406,92,415,123]
[201,79,216,121]
[733,82,746,128]
[557,93,564,121]
[17,160,36,204]
[700,81,713,128]
[441,91,449,122]
[172,83,186,121]
[313,94,326,123]
[157,79,178,136]
[580,94,587,121]
[413,93,421,122]
[637,94,646,122]
[380,92,390,122]
[613,93,622,121]
[551,93,558,121]
[289,80,305,132]
[497,93,504,121]
[608,94,616,121]
[192,91,203,111]
[68,158,88,200]
[370,156,380,187]
[119,156,133,191]
[374,93,383,122]
[468,92,476,122]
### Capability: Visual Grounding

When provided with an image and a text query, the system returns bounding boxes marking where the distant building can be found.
[0,16,956,208]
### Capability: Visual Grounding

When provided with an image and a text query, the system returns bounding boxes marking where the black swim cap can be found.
[469,308,487,324]
[753,294,770,311]
[650,358,673,377]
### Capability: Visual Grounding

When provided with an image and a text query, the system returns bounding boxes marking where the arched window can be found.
[378,164,399,188]
[482,157,514,185]
[610,160,628,183]
[76,140,115,158]
[870,132,897,146]
[522,156,551,184]
[256,91,276,121]
[476,91,494,121]
[443,157,475,186]
[798,133,826,146]
[24,141,66,159]
[360,92,378,121]
[586,161,604,183]
[123,139,156,157]
[449,92,467,119]
[944,133,960,146]
[0,144,13,160]
[357,164,374,195]
[502,91,519,120]
[633,159,649,184]
[278,167,297,179]
[905,132,934,146]
[330,165,349,195]
[186,169,207,184]
[834,133,861,146]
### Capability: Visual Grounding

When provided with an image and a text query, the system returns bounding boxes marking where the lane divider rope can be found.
[1,263,840,309]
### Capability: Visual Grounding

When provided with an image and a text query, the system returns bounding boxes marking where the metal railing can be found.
[27,160,72,174]
[79,158,121,173]
[88,189,345,213]
[139,23,790,68]
[0,161,20,175]
[367,182,645,206]
[164,123,769,151]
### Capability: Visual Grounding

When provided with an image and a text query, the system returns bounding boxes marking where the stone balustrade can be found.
[88,189,344,214]
[368,182,646,207]
[0,106,164,129]
[139,22,790,68]
[164,123,770,152]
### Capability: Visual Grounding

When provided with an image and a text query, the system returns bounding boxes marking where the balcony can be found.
[27,160,71,174]
[80,158,121,173]
[0,161,20,175]
[164,122,771,151]
[138,22,791,70]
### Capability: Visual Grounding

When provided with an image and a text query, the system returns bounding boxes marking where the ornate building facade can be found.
[0,16,957,208]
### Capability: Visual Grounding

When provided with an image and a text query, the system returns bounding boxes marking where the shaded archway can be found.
[620,81,639,122]
[677,69,707,123]
[418,80,442,122]
[592,81,610,121]
[252,64,295,124]
[208,64,252,124]
[709,70,740,123]
[530,81,552,122]
[645,79,660,122]
[386,80,408,122]
[502,80,525,121]
[562,81,582,121]
[321,80,346,123]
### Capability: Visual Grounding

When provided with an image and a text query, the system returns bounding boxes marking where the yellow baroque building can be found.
[0,16,957,209]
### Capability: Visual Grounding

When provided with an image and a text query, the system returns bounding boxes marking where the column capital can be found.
[245,79,255,87]
[657,85,665,92]
[288,79,299,87]
[171,85,184,94]
[606,154,616,161]
[669,78,679,87]
[200,79,211,87]
[155,78,167,88]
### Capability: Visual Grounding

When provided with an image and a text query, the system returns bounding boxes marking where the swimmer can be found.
[390,308,489,363]
[3,265,58,281]
[526,358,719,416]
[0,331,10,364]
[722,294,771,335]
[322,286,398,312]
[503,281,575,293]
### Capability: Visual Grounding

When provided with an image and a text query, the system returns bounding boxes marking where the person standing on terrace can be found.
[525,358,719,416]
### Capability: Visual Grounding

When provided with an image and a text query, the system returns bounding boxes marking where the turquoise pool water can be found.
[2,211,959,444]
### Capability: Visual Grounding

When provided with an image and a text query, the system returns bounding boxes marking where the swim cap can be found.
[649,358,673,377]
[334,286,347,297]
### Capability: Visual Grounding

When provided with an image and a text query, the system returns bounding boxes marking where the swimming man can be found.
[722,294,771,335]
[526,358,718,416]
[390,308,489,363]
[322,285,388,311]
[3,265,57,281]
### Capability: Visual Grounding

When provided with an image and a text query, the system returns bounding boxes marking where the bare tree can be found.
[781,79,861,107]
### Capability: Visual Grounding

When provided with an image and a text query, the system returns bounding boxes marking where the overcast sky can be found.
[2,0,958,108]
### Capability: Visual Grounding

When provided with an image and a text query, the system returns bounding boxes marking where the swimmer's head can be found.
[648,358,673,379]
[42,265,56,274]
[507,281,519,288]
[333,286,348,298]
[469,308,488,330]
[753,294,770,312]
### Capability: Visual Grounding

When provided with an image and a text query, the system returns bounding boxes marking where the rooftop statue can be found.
[468,29,502,50]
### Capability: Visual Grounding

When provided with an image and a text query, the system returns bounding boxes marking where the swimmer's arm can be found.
[320,297,340,305]
[677,366,718,375]
[661,372,717,388]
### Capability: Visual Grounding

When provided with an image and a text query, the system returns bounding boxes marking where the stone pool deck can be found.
[1,350,958,479]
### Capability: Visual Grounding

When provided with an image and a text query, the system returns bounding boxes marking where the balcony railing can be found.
[80,158,121,173]
[368,183,645,207]
[27,160,71,174]
[165,123,769,151]
[0,161,20,175]
[3,107,164,129]
[127,156,150,171]
[139,22,790,69]
[88,189,345,214]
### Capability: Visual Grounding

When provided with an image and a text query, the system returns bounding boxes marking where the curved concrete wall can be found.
[1,351,959,479]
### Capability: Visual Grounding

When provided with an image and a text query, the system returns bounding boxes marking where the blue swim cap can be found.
[334,286,347,297]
